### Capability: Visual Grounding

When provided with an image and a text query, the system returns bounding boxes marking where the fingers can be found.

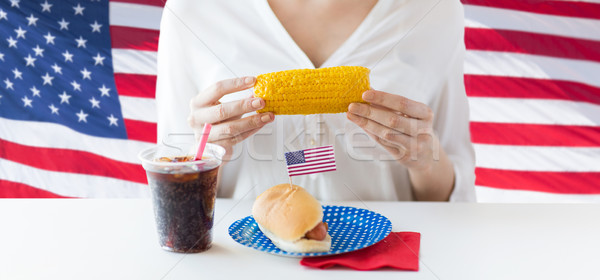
[361,90,433,120]
[208,113,274,143]
[191,76,256,107]
[189,97,265,127]
[346,111,413,147]
[348,103,419,136]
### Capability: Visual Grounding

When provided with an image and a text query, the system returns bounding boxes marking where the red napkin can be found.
[300,232,420,271]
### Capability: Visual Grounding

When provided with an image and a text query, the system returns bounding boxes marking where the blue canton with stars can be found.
[284,150,305,166]
[0,0,127,139]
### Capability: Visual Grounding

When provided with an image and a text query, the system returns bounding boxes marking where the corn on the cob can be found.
[254,66,370,115]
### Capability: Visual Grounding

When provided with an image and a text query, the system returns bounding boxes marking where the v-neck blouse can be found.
[156,0,476,201]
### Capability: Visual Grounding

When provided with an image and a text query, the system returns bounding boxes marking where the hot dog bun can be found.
[252,184,331,253]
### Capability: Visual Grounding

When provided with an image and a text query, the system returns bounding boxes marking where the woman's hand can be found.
[188,76,274,160]
[346,90,454,200]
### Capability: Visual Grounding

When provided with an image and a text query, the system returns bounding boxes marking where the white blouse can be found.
[156,0,476,201]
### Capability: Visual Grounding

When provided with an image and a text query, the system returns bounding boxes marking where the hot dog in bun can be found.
[252,184,331,253]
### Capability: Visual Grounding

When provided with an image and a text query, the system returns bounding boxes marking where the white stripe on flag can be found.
[109,2,163,30]
[465,51,600,88]
[119,96,157,123]
[0,158,149,198]
[474,144,600,172]
[476,186,600,203]
[468,97,600,126]
[112,49,157,75]
[464,4,600,41]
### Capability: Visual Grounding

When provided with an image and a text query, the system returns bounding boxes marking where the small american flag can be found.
[284,145,336,177]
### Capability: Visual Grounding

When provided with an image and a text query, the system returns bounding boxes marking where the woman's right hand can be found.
[188,76,274,160]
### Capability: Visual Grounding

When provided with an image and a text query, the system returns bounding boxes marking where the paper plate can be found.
[228,205,392,257]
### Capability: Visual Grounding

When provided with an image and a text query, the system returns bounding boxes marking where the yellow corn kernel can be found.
[254,66,370,115]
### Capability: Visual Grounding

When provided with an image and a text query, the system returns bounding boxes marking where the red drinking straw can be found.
[195,123,212,160]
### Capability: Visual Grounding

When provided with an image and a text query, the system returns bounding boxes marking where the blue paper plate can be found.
[228,205,392,257]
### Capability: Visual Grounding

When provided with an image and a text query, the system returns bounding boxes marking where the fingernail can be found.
[261,113,272,123]
[251,98,263,109]
[348,103,358,113]
[245,76,256,85]
[362,91,374,101]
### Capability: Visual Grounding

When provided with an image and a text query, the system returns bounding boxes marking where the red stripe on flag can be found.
[0,139,147,184]
[465,28,600,63]
[110,0,166,7]
[110,26,159,51]
[290,169,337,177]
[475,168,600,194]
[0,180,74,198]
[114,73,156,98]
[464,75,600,105]
[461,0,600,20]
[124,119,157,143]
[470,122,600,147]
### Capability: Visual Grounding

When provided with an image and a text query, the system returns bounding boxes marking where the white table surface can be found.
[1,199,599,280]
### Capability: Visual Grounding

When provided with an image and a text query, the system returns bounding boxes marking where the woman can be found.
[156,0,475,201]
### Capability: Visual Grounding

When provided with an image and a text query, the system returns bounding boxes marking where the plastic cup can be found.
[138,142,225,253]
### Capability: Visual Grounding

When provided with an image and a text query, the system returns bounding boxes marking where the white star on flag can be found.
[26,14,38,26]
[73,4,85,16]
[4,78,14,90]
[12,68,23,79]
[71,80,81,91]
[51,63,62,74]
[40,0,52,12]
[41,72,54,85]
[10,0,20,8]
[76,110,88,123]
[15,26,26,39]
[90,97,100,108]
[30,86,41,97]
[22,96,33,107]
[107,114,119,126]
[58,18,69,30]
[0,9,8,20]
[49,104,59,115]
[33,45,44,57]
[93,53,105,65]
[43,32,55,44]
[58,92,71,104]
[90,21,102,33]
[24,54,36,67]
[81,68,92,80]
[7,36,18,48]
[62,50,73,62]
[99,84,110,97]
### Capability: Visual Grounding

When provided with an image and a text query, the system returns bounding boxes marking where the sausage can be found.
[304,222,328,241]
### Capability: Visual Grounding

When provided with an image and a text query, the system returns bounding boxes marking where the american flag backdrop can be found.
[285,145,336,177]
[1,0,599,202]
[0,0,163,198]
[463,0,600,202]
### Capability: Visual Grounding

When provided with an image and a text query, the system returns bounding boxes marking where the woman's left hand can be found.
[346,90,439,172]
